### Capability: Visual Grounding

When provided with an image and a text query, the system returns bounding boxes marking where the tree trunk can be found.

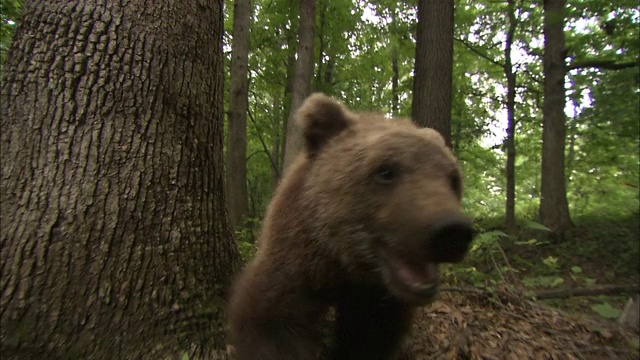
[271,94,282,190]
[566,95,579,172]
[315,0,326,91]
[282,0,316,171]
[279,27,297,174]
[0,1,238,359]
[314,0,334,96]
[505,0,518,234]
[392,52,399,116]
[391,52,400,117]
[540,0,572,234]
[391,8,400,117]
[324,56,335,90]
[411,0,455,147]
[226,0,251,229]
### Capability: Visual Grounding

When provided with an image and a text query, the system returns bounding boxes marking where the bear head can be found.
[295,93,474,305]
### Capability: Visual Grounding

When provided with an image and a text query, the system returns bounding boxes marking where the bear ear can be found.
[418,128,446,147]
[296,93,354,155]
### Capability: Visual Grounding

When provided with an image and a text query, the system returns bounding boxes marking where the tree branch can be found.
[247,107,280,177]
[534,285,639,300]
[568,59,639,71]
[454,37,504,69]
[441,285,640,301]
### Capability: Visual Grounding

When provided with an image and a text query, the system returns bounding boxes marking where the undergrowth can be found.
[445,211,639,321]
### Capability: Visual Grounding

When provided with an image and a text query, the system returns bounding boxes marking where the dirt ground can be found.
[406,289,639,360]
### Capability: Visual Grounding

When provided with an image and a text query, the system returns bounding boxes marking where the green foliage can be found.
[522,276,564,289]
[565,215,640,276]
[459,211,637,304]
[0,0,21,69]
[217,0,640,237]
[236,240,257,264]
[524,221,551,232]
[591,302,622,319]
[472,230,508,252]
[541,256,560,272]
[569,265,597,286]
[234,219,259,263]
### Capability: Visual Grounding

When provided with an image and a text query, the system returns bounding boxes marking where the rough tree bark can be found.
[412,0,455,146]
[282,0,316,171]
[504,0,518,234]
[0,1,238,359]
[540,0,572,234]
[226,0,251,229]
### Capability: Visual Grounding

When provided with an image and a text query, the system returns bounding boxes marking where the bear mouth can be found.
[379,252,439,304]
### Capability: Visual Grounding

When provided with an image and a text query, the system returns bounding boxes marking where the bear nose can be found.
[425,214,475,263]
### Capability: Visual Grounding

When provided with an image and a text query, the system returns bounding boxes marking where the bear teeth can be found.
[410,282,437,291]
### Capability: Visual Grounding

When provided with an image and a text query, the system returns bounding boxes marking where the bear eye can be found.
[374,165,397,184]
[450,172,462,195]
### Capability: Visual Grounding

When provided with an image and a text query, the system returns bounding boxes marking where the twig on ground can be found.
[534,285,639,300]
[496,243,519,284]
[440,286,489,295]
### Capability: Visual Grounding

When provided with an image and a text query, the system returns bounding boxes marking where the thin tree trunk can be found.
[315,0,326,91]
[391,9,400,117]
[412,0,455,146]
[226,0,252,229]
[280,27,297,173]
[271,94,282,190]
[324,56,335,89]
[0,1,237,358]
[540,0,572,234]
[314,0,334,96]
[452,120,461,153]
[566,95,579,172]
[282,0,316,171]
[505,0,518,234]
[392,52,399,116]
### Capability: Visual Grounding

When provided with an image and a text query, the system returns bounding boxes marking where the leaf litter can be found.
[404,289,639,360]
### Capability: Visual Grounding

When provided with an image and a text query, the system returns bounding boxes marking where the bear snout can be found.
[424,213,474,263]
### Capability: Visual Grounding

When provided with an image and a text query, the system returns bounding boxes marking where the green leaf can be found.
[591,302,621,319]
[522,276,564,288]
[570,266,582,273]
[475,230,508,247]
[524,221,552,232]
[542,256,559,269]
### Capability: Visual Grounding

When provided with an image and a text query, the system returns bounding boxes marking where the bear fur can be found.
[228,94,474,360]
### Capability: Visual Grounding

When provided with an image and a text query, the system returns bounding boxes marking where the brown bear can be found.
[228,94,474,360]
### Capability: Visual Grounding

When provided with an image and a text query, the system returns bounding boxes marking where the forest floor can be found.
[408,289,638,359]
[406,214,640,359]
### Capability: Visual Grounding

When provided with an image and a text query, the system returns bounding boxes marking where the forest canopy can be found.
[218,0,639,228]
